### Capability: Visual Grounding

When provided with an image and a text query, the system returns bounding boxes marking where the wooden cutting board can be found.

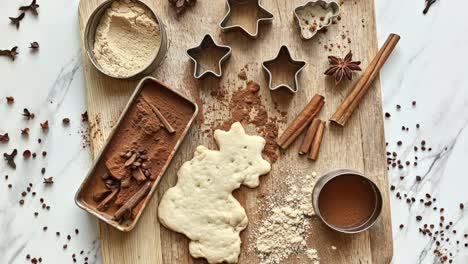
[78,0,393,263]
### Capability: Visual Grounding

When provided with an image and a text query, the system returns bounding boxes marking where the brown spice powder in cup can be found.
[318,175,376,229]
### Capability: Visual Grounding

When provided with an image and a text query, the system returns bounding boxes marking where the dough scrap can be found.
[158,122,271,263]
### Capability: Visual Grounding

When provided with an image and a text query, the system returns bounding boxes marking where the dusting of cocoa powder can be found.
[214,80,280,163]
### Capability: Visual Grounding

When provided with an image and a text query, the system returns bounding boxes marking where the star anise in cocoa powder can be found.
[19,0,40,15]
[324,51,361,85]
[4,149,18,169]
[0,47,19,61]
[9,13,25,29]
[23,108,35,120]
[0,133,9,143]
[169,0,197,14]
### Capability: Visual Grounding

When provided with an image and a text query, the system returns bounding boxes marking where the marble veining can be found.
[1,0,467,263]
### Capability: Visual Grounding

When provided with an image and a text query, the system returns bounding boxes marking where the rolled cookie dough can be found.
[158,122,271,263]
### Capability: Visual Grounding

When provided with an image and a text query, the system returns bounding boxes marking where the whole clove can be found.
[40,121,49,130]
[0,47,19,61]
[23,108,35,120]
[43,177,54,184]
[3,149,18,169]
[21,128,30,136]
[19,0,40,15]
[6,96,14,104]
[0,133,9,143]
[113,181,151,221]
[9,13,25,29]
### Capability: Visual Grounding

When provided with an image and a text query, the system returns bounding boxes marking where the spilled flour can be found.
[250,170,320,264]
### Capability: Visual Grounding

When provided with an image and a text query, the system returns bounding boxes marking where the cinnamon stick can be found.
[141,96,176,134]
[96,188,119,212]
[299,118,321,155]
[308,120,326,161]
[330,33,400,126]
[113,181,151,221]
[277,94,325,149]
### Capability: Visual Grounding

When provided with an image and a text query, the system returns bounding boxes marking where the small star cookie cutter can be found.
[219,0,274,38]
[187,34,232,79]
[262,45,306,93]
[294,0,340,40]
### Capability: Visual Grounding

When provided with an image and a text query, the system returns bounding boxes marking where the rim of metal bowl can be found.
[312,169,383,234]
[84,0,166,80]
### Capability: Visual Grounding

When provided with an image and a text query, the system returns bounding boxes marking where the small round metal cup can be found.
[84,0,168,80]
[312,169,383,234]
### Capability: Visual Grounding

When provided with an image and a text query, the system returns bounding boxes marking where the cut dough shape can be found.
[158,122,271,263]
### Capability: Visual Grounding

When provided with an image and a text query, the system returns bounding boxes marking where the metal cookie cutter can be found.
[294,0,340,40]
[219,0,274,38]
[262,45,306,93]
[187,34,232,79]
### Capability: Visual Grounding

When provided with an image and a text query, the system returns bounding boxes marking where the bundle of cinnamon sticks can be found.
[277,94,326,160]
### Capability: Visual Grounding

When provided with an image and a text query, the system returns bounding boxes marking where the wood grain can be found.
[78,0,393,263]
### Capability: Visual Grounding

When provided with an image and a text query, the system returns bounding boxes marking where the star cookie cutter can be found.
[294,0,340,40]
[262,45,306,93]
[187,34,232,79]
[219,0,274,38]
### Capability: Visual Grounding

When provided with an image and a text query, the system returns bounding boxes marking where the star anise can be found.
[169,0,197,14]
[0,47,19,61]
[4,149,18,169]
[324,51,361,85]
[19,0,40,15]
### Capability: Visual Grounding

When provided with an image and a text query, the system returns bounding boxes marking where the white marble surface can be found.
[0,0,467,263]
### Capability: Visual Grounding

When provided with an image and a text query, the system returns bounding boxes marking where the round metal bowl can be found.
[84,0,168,80]
[312,169,383,234]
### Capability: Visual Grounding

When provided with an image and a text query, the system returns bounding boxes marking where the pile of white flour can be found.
[250,170,320,264]
[93,0,161,77]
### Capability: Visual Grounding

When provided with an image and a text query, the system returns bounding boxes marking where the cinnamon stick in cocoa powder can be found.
[97,188,119,212]
[299,118,321,155]
[277,94,325,149]
[330,33,400,126]
[141,96,176,134]
[113,181,151,221]
[308,120,326,161]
